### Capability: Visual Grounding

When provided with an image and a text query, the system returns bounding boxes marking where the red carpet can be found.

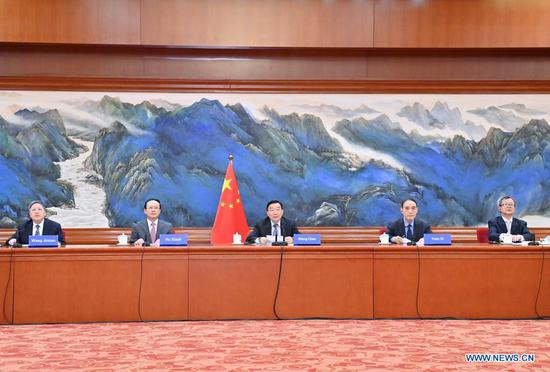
[0,319,548,370]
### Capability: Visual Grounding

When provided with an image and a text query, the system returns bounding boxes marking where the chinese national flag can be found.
[210,157,249,244]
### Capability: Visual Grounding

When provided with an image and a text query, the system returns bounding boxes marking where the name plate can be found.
[160,234,188,246]
[423,234,452,246]
[28,235,59,247]
[293,234,321,246]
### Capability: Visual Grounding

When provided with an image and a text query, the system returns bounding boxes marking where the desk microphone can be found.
[402,235,416,246]
[272,227,287,246]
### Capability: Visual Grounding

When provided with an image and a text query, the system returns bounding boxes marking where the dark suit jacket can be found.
[246,217,300,244]
[386,218,432,243]
[7,218,65,245]
[130,219,174,244]
[488,216,534,242]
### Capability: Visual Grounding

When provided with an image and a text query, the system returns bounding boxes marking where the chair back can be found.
[476,227,489,243]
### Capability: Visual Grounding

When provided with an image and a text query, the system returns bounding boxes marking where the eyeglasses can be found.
[500,203,515,207]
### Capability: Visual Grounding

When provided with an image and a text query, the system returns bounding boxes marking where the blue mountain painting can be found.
[0,92,549,228]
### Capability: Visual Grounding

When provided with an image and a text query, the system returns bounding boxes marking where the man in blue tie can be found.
[488,196,534,243]
[245,200,300,245]
[386,198,432,245]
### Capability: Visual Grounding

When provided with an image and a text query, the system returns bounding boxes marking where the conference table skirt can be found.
[1,244,549,324]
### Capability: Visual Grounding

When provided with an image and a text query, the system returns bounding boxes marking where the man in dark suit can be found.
[6,200,65,246]
[386,198,432,244]
[246,200,300,245]
[488,196,534,242]
[130,198,174,247]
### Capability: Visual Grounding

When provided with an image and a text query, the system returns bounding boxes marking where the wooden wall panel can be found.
[276,252,373,318]
[0,252,14,324]
[1,0,550,48]
[188,251,279,320]
[374,0,550,48]
[0,0,140,45]
[141,0,374,48]
[367,52,550,80]
[418,252,541,318]
[373,250,419,318]
[0,48,144,77]
[139,252,189,321]
[142,54,368,80]
[6,46,550,83]
[13,250,142,323]
[536,254,550,317]
[0,45,370,79]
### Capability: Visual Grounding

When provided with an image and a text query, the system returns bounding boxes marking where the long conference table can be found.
[1,243,549,324]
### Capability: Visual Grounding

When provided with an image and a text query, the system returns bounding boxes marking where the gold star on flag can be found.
[211,158,249,245]
[222,178,232,192]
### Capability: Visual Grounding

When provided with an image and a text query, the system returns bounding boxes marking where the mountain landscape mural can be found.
[0,91,549,228]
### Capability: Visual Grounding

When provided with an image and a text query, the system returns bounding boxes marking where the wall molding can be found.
[2,77,550,93]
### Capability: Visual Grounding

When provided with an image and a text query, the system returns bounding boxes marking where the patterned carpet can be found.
[0,319,548,371]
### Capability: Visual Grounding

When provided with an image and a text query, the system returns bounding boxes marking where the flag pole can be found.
[210,153,249,245]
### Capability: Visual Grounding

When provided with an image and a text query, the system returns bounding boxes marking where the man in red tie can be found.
[130,198,174,247]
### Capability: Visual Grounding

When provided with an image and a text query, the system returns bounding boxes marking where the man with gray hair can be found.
[6,200,65,246]
[488,196,534,243]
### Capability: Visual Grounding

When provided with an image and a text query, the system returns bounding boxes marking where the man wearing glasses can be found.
[246,200,300,245]
[6,200,65,246]
[488,196,535,243]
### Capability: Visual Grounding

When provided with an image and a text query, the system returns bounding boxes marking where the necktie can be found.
[505,220,512,234]
[406,224,413,240]
[34,224,40,236]
[150,222,156,242]
[273,224,279,237]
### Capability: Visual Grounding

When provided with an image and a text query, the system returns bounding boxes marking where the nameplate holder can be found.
[160,234,188,246]
[423,234,452,246]
[293,234,321,246]
[28,235,59,248]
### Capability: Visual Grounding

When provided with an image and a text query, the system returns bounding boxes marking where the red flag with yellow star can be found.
[210,157,249,245]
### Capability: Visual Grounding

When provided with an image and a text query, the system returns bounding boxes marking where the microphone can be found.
[272,223,287,246]
[6,240,21,248]
[272,232,287,246]
[401,235,416,246]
